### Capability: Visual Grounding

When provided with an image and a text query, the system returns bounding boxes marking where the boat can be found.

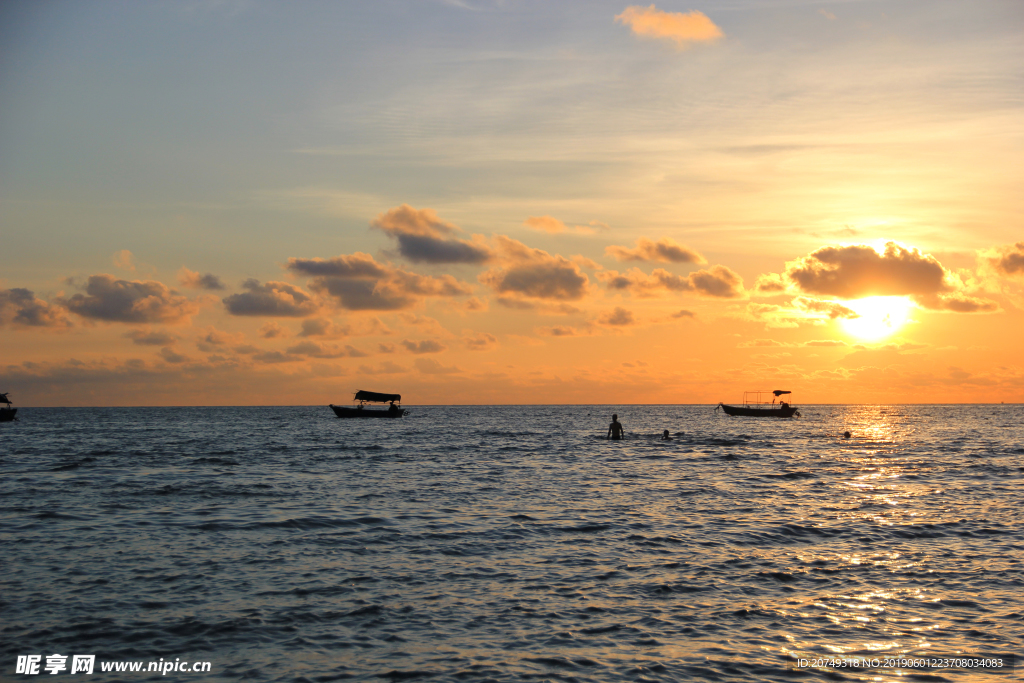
[717,390,800,418]
[0,393,16,422]
[329,390,407,418]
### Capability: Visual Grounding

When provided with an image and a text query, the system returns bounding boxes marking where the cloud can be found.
[495,297,581,315]
[298,318,350,338]
[259,322,287,339]
[401,339,447,354]
[285,341,366,358]
[0,288,72,329]
[598,307,636,326]
[605,238,706,264]
[479,236,590,301]
[463,332,497,351]
[159,347,189,364]
[524,216,603,235]
[358,361,407,375]
[913,293,999,313]
[195,327,246,352]
[745,302,799,329]
[112,250,136,271]
[124,329,178,346]
[414,358,462,374]
[785,242,952,299]
[223,279,320,317]
[287,252,388,278]
[251,350,300,364]
[804,339,848,347]
[737,338,787,348]
[599,265,744,298]
[178,267,226,291]
[615,5,723,47]
[981,241,1024,278]
[524,215,567,234]
[542,326,578,336]
[63,274,200,324]
[372,204,493,264]
[671,309,695,318]
[753,273,788,296]
[792,297,859,320]
[288,252,472,311]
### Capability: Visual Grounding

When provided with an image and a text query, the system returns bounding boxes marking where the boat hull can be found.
[719,403,797,418]
[329,404,405,419]
[0,408,16,422]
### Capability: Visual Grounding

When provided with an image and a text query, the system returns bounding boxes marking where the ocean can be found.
[1,405,1021,682]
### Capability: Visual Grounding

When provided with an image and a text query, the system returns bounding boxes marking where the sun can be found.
[840,296,914,340]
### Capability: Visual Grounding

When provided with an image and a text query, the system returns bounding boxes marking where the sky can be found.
[2,0,1023,406]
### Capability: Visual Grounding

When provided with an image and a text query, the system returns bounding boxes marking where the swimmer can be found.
[843,431,851,439]
[662,430,672,440]
[607,414,624,440]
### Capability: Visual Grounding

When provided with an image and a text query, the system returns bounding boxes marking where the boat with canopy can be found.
[329,390,407,418]
[717,390,800,418]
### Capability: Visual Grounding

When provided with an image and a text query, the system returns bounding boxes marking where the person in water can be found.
[607,414,624,440]
[662,430,672,440]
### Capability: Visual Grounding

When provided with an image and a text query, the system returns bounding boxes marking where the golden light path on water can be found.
[778,406,970,675]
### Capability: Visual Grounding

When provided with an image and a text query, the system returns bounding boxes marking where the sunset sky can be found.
[2,0,1022,406]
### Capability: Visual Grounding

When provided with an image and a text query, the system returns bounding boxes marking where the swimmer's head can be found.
[843,431,851,439]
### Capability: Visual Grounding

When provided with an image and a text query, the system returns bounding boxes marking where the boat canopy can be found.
[772,390,791,396]
[354,390,401,403]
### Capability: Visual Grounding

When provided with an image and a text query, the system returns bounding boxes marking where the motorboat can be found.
[717,390,799,417]
[329,390,407,418]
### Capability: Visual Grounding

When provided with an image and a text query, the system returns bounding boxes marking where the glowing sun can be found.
[841,296,914,340]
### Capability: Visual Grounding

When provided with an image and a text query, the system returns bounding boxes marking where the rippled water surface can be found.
[1,405,1022,681]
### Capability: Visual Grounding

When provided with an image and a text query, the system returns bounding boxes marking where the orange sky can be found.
[2,2,1022,405]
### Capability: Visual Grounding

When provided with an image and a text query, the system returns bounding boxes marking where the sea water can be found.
[0,405,1021,682]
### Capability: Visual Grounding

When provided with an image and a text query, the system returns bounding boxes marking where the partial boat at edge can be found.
[0,392,17,422]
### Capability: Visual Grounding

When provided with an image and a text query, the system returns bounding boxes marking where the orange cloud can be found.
[0,288,72,329]
[606,237,706,264]
[913,292,999,313]
[480,236,590,301]
[288,252,472,311]
[785,243,951,299]
[615,5,723,47]
[373,204,493,264]
[981,241,1024,278]
[463,331,497,351]
[124,329,178,346]
[222,279,319,317]
[599,265,743,298]
[523,216,603,235]
[598,307,636,326]
[753,272,788,295]
[178,267,226,291]
[401,339,447,354]
[63,275,199,324]
[524,215,568,233]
